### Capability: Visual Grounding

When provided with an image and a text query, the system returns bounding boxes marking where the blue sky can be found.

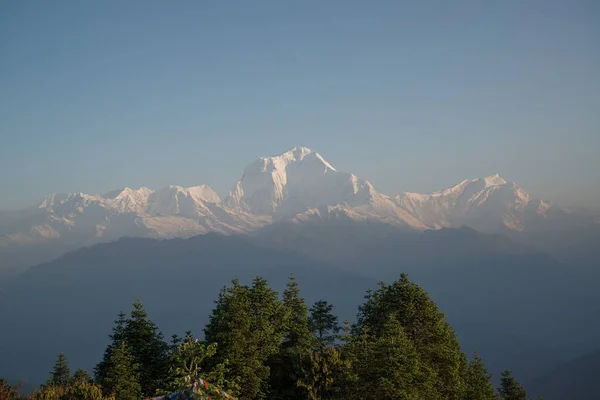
[1,0,598,209]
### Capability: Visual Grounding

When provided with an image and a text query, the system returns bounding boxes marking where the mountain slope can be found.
[224,146,424,227]
[395,174,553,232]
[525,349,600,400]
[2,226,599,391]
[1,146,597,271]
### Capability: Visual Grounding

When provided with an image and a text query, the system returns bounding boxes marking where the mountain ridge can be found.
[0,146,595,259]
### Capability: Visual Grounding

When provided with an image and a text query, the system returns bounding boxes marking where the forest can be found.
[1,274,535,400]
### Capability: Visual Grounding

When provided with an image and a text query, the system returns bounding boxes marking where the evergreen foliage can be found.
[95,301,170,396]
[98,342,142,400]
[270,275,312,400]
[355,273,467,399]
[308,300,340,352]
[11,273,532,400]
[498,369,528,400]
[296,347,350,400]
[204,277,283,400]
[70,369,92,385]
[47,354,70,388]
[161,331,238,395]
[464,352,496,400]
[344,316,437,399]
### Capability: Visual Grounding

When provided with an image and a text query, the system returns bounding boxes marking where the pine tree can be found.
[355,273,467,399]
[296,347,350,400]
[96,302,170,396]
[99,342,142,400]
[161,331,239,396]
[281,275,312,349]
[71,368,93,384]
[124,299,170,395]
[343,316,437,400]
[498,369,528,400]
[204,277,283,400]
[270,275,312,400]
[308,300,340,352]
[464,352,496,400]
[94,311,127,382]
[47,353,70,387]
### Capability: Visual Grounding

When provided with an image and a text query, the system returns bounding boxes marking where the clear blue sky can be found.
[1,0,598,209]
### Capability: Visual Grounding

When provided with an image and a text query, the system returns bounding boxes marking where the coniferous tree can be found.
[47,353,70,388]
[498,369,528,400]
[96,301,170,396]
[308,300,340,352]
[204,277,282,400]
[355,273,467,399]
[71,369,92,384]
[161,331,239,396]
[94,311,127,382]
[343,316,437,400]
[124,299,170,395]
[296,347,350,400]
[99,342,142,400]
[464,352,496,400]
[270,275,312,400]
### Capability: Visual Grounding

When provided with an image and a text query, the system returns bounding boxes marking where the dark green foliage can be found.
[355,273,467,399]
[270,275,312,400]
[161,331,239,395]
[94,311,127,384]
[71,369,92,384]
[296,347,351,400]
[464,352,496,400]
[95,301,170,396]
[47,353,70,388]
[11,273,526,400]
[281,275,312,349]
[308,300,340,352]
[204,277,283,400]
[98,342,142,400]
[499,369,528,400]
[124,299,170,395]
[344,316,437,399]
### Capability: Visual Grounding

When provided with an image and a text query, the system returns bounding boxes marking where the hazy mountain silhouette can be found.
[525,349,600,400]
[1,225,599,392]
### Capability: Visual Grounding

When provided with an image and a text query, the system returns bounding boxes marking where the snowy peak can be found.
[395,175,539,231]
[146,185,220,217]
[3,146,590,254]
[224,146,383,218]
[264,146,337,172]
[105,187,154,214]
[483,173,508,186]
[38,192,104,213]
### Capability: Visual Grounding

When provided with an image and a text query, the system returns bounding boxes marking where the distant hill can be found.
[526,349,600,400]
[1,225,598,392]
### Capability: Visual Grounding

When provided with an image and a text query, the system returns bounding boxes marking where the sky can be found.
[1,0,599,210]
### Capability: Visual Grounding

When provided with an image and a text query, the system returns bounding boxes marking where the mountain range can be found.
[1,146,597,268]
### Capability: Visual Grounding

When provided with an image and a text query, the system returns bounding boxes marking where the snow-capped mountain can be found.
[395,174,552,232]
[0,185,265,248]
[224,146,426,228]
[0,146,592,255]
